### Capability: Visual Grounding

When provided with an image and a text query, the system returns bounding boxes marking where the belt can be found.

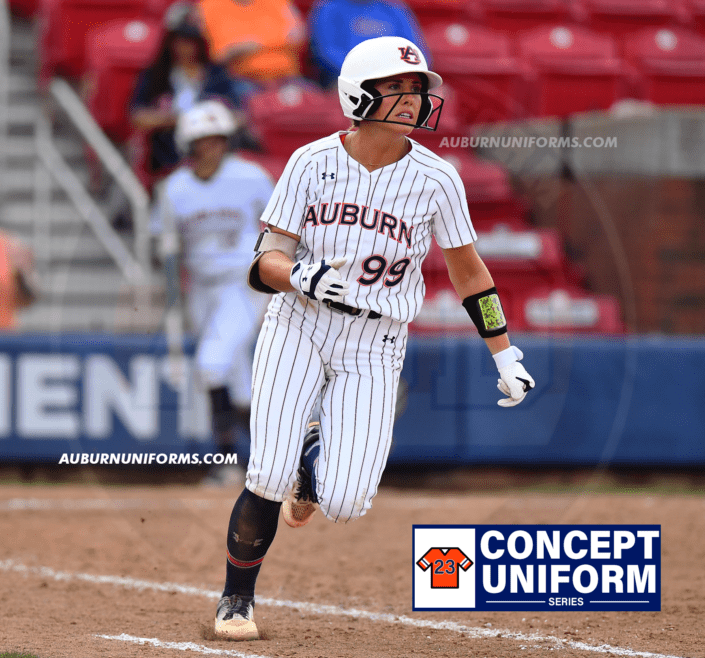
[326,300,382,320]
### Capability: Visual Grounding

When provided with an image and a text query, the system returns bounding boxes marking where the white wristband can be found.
[492,345,523,370]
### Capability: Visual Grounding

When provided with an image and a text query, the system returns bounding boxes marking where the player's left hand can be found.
[493,345,535,407]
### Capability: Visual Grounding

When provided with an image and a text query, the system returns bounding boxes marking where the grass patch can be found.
[0,653,42,658]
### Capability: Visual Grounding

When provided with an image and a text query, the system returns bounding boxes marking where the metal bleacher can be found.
[2,8,163,333]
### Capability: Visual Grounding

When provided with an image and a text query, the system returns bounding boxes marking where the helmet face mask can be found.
[354,85,444,131]
[338,36,445,132]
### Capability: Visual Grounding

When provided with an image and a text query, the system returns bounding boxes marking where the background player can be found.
[214,36,535,639]
[153,99,273,485]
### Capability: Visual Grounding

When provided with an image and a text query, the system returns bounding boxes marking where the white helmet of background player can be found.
[175,99,238,154]
[338,36,444,130]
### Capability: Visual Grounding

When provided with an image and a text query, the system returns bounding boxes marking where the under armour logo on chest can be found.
[322,173,335,180]
[382,335,396,344]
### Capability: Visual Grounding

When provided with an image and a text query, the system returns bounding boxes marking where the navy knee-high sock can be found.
[301,440,320,502]
[223,488,281,599]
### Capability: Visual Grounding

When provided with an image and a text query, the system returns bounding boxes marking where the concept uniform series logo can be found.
[413,525,661,612]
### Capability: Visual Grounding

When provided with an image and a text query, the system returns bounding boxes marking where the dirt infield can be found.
[0,477,703,658]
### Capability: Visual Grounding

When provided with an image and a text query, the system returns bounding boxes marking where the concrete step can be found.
[40,268,131,299]
[17,300,166,333]
[7,104,39,127]
[40,267,165,298]
[9,52,38,75]
[8,73,37,95]
[3,164,90,194]
[1,201,87,231]
[10,20,36,53]
[3,187,71,205]
[5,134,86,159]
[0,225,144,268]
[39,233,114,264]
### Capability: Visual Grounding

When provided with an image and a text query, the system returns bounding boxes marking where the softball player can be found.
[155,100,273,483]
[215,37,535,639]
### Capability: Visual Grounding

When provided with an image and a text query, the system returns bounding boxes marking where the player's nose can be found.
[400,92,416,106]
[401,87,420,104]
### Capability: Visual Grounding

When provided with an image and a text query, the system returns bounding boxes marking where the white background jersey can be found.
[157,155,274,281]
[260,132,477,322]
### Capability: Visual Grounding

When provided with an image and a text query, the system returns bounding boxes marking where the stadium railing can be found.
[42,78,152,310]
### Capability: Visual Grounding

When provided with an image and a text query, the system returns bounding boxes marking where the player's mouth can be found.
[396,111,415,122]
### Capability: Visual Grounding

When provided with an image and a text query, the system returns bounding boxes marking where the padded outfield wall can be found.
[0,333,702,466]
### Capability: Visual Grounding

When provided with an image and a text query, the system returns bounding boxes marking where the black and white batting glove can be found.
[493,345,535,408]
[290,257,350,302]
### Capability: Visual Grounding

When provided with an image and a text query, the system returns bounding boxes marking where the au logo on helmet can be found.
[398,45,421,64]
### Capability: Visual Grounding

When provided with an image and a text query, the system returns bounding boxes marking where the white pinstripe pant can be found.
[246,293,408,523]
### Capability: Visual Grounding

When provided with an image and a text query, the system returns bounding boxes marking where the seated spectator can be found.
[196,0,307,87]
[130,2,256,179]
[308,0,431,88]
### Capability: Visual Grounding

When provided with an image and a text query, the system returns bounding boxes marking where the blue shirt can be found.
[309,0,431,87]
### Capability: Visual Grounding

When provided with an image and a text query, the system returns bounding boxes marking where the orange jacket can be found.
[198,0,304,81]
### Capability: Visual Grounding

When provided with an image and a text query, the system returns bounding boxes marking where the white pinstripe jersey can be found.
[158,155,274,281]
[261,132,477,322]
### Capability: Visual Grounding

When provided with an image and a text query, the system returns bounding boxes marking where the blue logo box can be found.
[413,525,661,612]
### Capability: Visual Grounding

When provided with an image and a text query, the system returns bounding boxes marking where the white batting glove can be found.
[493,346,535,408]
[290,257,350,302]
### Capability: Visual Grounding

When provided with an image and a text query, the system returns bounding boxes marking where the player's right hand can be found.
[290,257,350,302]
[493,345,535,407]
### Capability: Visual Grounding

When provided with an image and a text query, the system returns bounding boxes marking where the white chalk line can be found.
[0,494,499,513]
[0,497,223,512]
[0,559,682,658]
[97,634,273,658]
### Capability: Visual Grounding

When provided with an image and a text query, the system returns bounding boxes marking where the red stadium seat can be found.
[519,287,624,333]
[247,84,350,158]
[435,152,530,229]
[686,0,705,37]
[413,285,625,334]
[416,226,571,332]
[517,25,627,117]
[39,0,150,82]
[424,21,528,123]
[474,226,569,293]
[422,225,568,313]
[480,0,576,35]
[239,152,289,183]
[9,0,40,16]
[580,0,682,40]
[405,0,483,28]
[291,0,316,15]
[410,285,519,333]
[144,0,188,17]
[84,18,164,142]
[622,27,705,106]
[408,82,465,153]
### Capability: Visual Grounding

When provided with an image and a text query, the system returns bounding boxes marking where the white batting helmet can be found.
[338,36,444,130]
[175,100,238,154]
